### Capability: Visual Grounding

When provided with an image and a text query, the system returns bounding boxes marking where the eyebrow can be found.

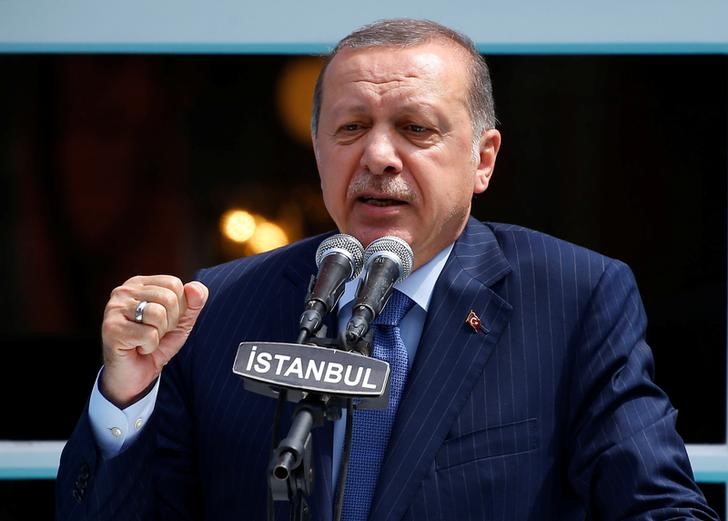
[330,103,369,115]
[328,100,440,118]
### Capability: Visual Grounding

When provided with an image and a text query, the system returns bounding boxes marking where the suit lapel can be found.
[369,218,513,521]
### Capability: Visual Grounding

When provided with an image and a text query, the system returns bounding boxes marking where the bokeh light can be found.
[276,57,323,145]
[220,209,256,243]
[248,221,289,253]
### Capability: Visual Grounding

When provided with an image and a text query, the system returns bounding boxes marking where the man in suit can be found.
[57,19,718,520]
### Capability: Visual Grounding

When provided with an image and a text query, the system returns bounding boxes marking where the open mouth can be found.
[358,196,406,207]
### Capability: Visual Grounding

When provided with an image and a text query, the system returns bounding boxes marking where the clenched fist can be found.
[100,275,209,407]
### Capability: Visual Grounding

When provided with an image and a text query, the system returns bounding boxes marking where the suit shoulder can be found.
[485,221,612,261]
[483,221,632,283]
[192,233,329,292]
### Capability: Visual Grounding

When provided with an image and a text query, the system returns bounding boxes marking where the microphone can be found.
[345,236,414,346]
[233,236,391,409]
[298,234,364,341]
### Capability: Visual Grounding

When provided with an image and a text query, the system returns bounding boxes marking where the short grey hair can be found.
[311,18,497,139]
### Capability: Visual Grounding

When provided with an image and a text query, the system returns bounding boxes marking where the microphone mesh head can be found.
[315,234,365,278]
[363,236,414,281]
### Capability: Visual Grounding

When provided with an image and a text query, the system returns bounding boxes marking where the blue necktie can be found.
[342,290,415,521]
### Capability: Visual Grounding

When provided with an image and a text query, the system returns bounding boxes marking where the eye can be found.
[339,123,364,133]
[402,123,438,143]
[406,124,428,133]
[333,122,368,143]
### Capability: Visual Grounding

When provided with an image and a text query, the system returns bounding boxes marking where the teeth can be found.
[361,197,400,207]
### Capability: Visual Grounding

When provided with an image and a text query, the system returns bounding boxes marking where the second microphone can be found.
[345,236,414,348]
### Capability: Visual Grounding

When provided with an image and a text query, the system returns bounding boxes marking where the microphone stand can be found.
[268,394,323,520]
[267,330,373,521]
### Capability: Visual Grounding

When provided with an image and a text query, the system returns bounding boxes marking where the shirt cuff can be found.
[88,368,161,459]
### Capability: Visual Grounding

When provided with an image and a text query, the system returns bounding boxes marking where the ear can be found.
[311,132,324,190]
[473,129,501,194]
[311,131,320,162]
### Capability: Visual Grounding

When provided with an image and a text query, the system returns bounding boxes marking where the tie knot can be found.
[373,290,415,327]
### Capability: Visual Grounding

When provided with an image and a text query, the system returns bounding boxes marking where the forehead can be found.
[320,41,470,108]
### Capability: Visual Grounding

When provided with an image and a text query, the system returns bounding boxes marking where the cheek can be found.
[319,175,336,208]
[319,146,360,196]
[318,168,348,223]
[430,175,475,216]
[320,168,345,197]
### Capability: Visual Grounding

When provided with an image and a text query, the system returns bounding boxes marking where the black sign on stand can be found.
[232,338,390,520]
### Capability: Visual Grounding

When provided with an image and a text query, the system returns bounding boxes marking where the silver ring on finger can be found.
[134,300,149,324]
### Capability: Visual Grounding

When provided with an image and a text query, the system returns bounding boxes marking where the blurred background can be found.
[0,2,727,519]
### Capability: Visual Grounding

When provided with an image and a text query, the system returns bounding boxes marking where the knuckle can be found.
[101,327,129,353]
[169,278,184,297]
[100,320,114,339]
[156,306,171,331]
[137,333,158,355]
[101,312,124,332]
[126,275,144,286]
[136,344,152,355]
[149,304,169,331]
[159,290,179,311]
[149,328,161,347]
[144,303,159,322]
[109,285,127,299]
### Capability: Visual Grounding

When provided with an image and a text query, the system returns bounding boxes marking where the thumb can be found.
[184,281,209,311]
[178,281,209,330]
[150,281,209,371]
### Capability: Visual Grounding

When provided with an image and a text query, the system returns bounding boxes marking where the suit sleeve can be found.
[566,259,718,520]
[56,404,157,520]
[56,336,202,521]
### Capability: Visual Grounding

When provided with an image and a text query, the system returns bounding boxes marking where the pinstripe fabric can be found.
[57,219,718,521]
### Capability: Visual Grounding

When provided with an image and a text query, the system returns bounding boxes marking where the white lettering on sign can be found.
[362,368,377,389]
[243,346,383,392]
[305,360,325,381]
[273,354,291,375]
[245,345,258,371]
[343,366,363,386]
[253,352,271,373]
[324,363,344,383]
[284,357,304,378]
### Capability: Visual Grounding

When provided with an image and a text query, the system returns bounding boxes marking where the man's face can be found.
[313,40,500,269]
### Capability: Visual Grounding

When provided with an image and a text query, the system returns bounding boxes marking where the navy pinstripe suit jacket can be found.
[57,218,718,520]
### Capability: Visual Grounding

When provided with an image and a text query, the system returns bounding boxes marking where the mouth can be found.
[358,196,407,207]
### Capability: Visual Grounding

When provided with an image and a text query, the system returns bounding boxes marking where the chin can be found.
[357,229,414,250]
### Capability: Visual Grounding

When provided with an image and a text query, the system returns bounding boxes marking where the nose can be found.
[360,127,403,175]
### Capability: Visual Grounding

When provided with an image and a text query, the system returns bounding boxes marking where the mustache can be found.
[347,175,417,203]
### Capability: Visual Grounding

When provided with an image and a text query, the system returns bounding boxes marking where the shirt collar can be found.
[339,243,454,312]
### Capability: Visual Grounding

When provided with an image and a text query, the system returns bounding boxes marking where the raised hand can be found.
[99,275,209,407]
